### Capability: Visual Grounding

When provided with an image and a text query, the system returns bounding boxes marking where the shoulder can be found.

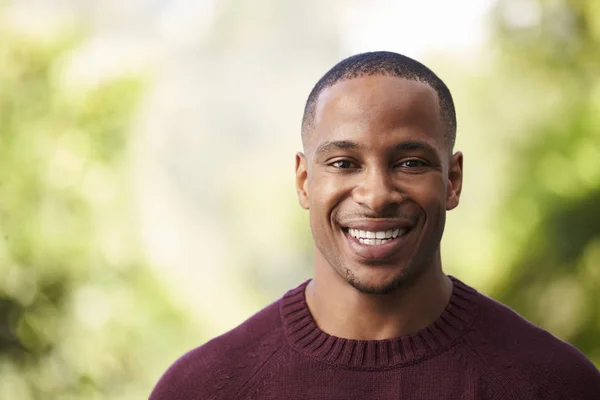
[465,291,600,399]
[149,299,285,400]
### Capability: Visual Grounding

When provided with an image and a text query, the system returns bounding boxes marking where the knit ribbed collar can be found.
[280,276,479,369]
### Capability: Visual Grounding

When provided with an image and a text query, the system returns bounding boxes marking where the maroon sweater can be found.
[150,277,600,399]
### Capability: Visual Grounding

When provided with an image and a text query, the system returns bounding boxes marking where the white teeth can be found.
[349,229,405,239]
[359,238,372,245]
[348,227,410,245]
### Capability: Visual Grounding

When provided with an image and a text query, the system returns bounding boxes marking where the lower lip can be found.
[343,229,411,261]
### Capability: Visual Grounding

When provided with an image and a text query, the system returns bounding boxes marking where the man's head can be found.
[295,51,463,295]
[302,51,457,151]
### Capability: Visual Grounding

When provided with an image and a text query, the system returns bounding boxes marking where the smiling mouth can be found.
[344,227,410,246]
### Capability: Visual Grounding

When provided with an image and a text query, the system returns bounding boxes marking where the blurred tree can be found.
[0,24,195,400]
[490,0,600,366]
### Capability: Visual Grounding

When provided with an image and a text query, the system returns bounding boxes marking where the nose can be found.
[352,167,403,214]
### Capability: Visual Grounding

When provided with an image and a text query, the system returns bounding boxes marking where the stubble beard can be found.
[313,227,424,296]
[340,260,421,295]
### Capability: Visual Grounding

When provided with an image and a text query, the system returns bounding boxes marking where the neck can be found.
[306,258,452,340]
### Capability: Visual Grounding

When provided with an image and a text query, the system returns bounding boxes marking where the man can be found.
[150,51,600,399]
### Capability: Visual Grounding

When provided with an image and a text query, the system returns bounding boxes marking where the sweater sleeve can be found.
[505,342,600,400]
[149,302,285,400]
[466,296,600,400]
[149,346,219,400]
[558,355,600,400]
[149,338,285,400]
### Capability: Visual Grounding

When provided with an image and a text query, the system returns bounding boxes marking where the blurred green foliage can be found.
[1,0,599,398]
[0,27,194,399]
[490,0,600,366]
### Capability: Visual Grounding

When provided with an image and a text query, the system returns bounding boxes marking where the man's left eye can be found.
[398,159,428,168]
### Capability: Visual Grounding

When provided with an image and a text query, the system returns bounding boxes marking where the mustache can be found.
[337,211,417,221]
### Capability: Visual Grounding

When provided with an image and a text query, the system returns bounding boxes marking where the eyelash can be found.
[398,159,429,168]
[330,160,357,169]
[328,159,429,169]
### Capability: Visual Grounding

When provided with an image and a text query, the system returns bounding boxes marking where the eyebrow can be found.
[393,140,437,154]
[314,139,437,158]
[314,140,359,158]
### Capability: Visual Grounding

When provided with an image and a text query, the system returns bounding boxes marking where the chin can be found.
[341,265,414,295]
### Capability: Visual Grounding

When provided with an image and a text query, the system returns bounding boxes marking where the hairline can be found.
[301,72,456,152]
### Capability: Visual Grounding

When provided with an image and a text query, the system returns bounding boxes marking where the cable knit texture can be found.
[149,277,600,399]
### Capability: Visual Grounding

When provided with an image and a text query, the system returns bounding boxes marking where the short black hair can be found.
[301,51,457,149]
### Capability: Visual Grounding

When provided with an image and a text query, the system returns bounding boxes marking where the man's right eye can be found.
[330,160,355,169]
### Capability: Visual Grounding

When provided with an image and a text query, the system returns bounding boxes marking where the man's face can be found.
[296,75,463,294]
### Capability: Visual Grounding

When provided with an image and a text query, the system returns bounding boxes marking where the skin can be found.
[295,75,463,340]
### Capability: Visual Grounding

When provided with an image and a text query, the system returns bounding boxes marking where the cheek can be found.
[421,177,448,235]
[307,177,333,232]
[308,175,352,246]
[309,174,351,211]
[406,174,447,213]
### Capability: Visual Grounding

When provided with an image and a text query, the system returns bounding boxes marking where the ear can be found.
[446,151,463,211]
[295,152,310,209]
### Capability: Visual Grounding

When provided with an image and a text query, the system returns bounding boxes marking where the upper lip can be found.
[341,219,415,231]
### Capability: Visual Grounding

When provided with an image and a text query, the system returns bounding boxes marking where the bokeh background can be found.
[1,0,599,398]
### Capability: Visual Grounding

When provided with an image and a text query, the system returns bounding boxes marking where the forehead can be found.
[308,75,444,152]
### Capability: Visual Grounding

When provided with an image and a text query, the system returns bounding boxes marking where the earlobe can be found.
[295,152,310,209]
[446,151,463,211]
